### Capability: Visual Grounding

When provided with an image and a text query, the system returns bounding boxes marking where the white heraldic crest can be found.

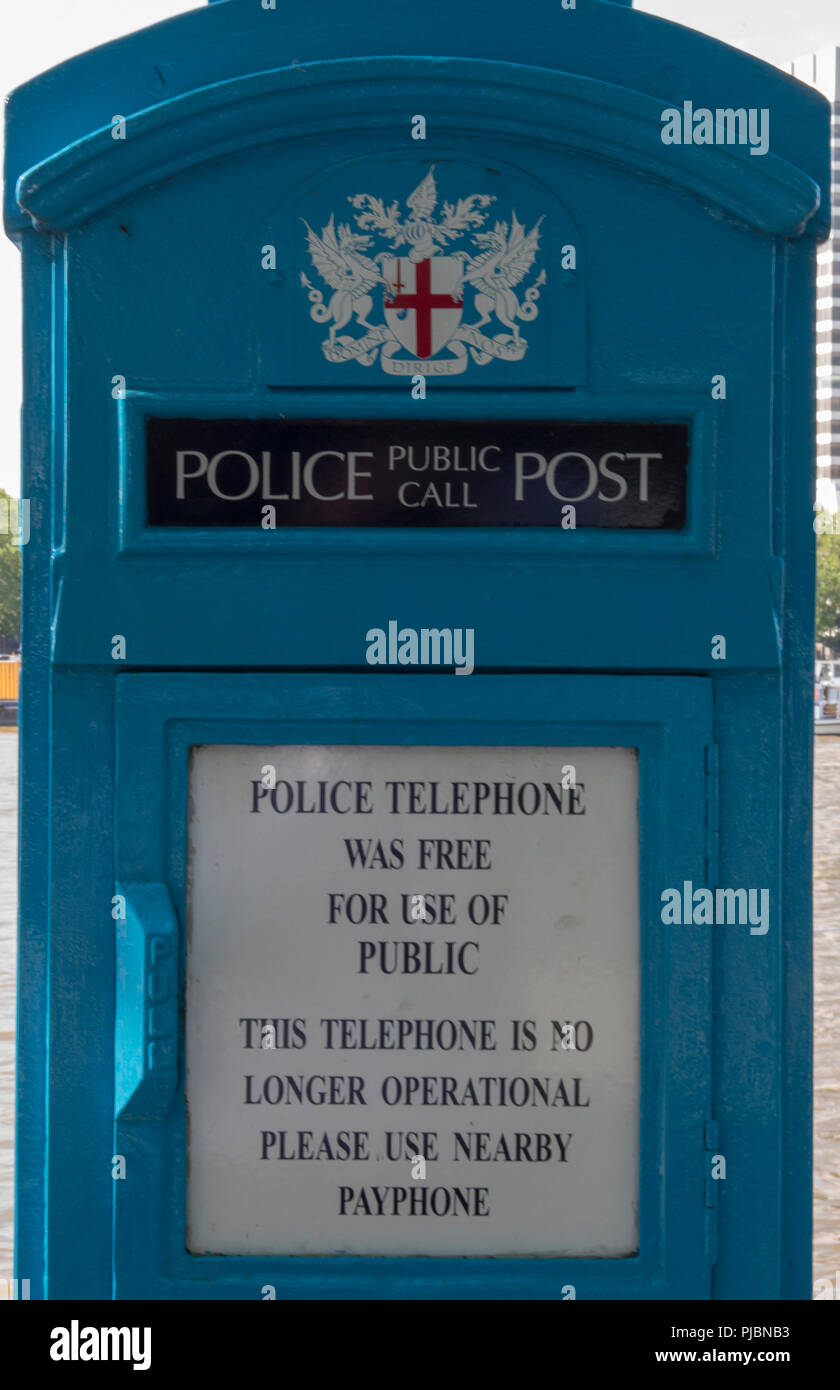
[300,167,546,376]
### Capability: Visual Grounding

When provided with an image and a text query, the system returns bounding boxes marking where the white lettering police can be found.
[176,449,374,501]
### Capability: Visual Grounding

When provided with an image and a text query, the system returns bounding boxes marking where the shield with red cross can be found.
[382,256,463,359]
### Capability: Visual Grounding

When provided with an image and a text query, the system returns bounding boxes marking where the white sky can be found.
[1,0,839,497]
[638,0,840,66]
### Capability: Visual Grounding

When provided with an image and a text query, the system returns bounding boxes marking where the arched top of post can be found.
[4,0,829,238]
[10,57,823,239]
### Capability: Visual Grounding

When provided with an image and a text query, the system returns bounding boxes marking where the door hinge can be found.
[704,1118,720,1266]
[704,744,720,888]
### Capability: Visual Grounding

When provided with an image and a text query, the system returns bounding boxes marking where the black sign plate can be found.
[145,418,688,529]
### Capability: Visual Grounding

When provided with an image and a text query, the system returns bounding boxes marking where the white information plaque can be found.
[185,744,640,1257]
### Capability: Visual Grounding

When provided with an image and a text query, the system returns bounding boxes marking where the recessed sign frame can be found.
[114,673,713,1300]
[117,390,716,558]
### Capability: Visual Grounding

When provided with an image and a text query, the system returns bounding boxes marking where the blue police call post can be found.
[4,0,828,1302]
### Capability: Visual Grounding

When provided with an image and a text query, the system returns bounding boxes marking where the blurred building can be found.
[786,47,840,513]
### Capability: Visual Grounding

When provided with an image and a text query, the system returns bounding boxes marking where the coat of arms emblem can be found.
[300,167,546,376]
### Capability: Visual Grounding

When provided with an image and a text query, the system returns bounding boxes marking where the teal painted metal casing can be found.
[5,0,828,1299]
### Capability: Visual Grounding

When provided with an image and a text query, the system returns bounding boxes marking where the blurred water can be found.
[0,731,836,1292]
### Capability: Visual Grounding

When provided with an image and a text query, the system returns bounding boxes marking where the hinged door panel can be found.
[114,673,713,1299]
